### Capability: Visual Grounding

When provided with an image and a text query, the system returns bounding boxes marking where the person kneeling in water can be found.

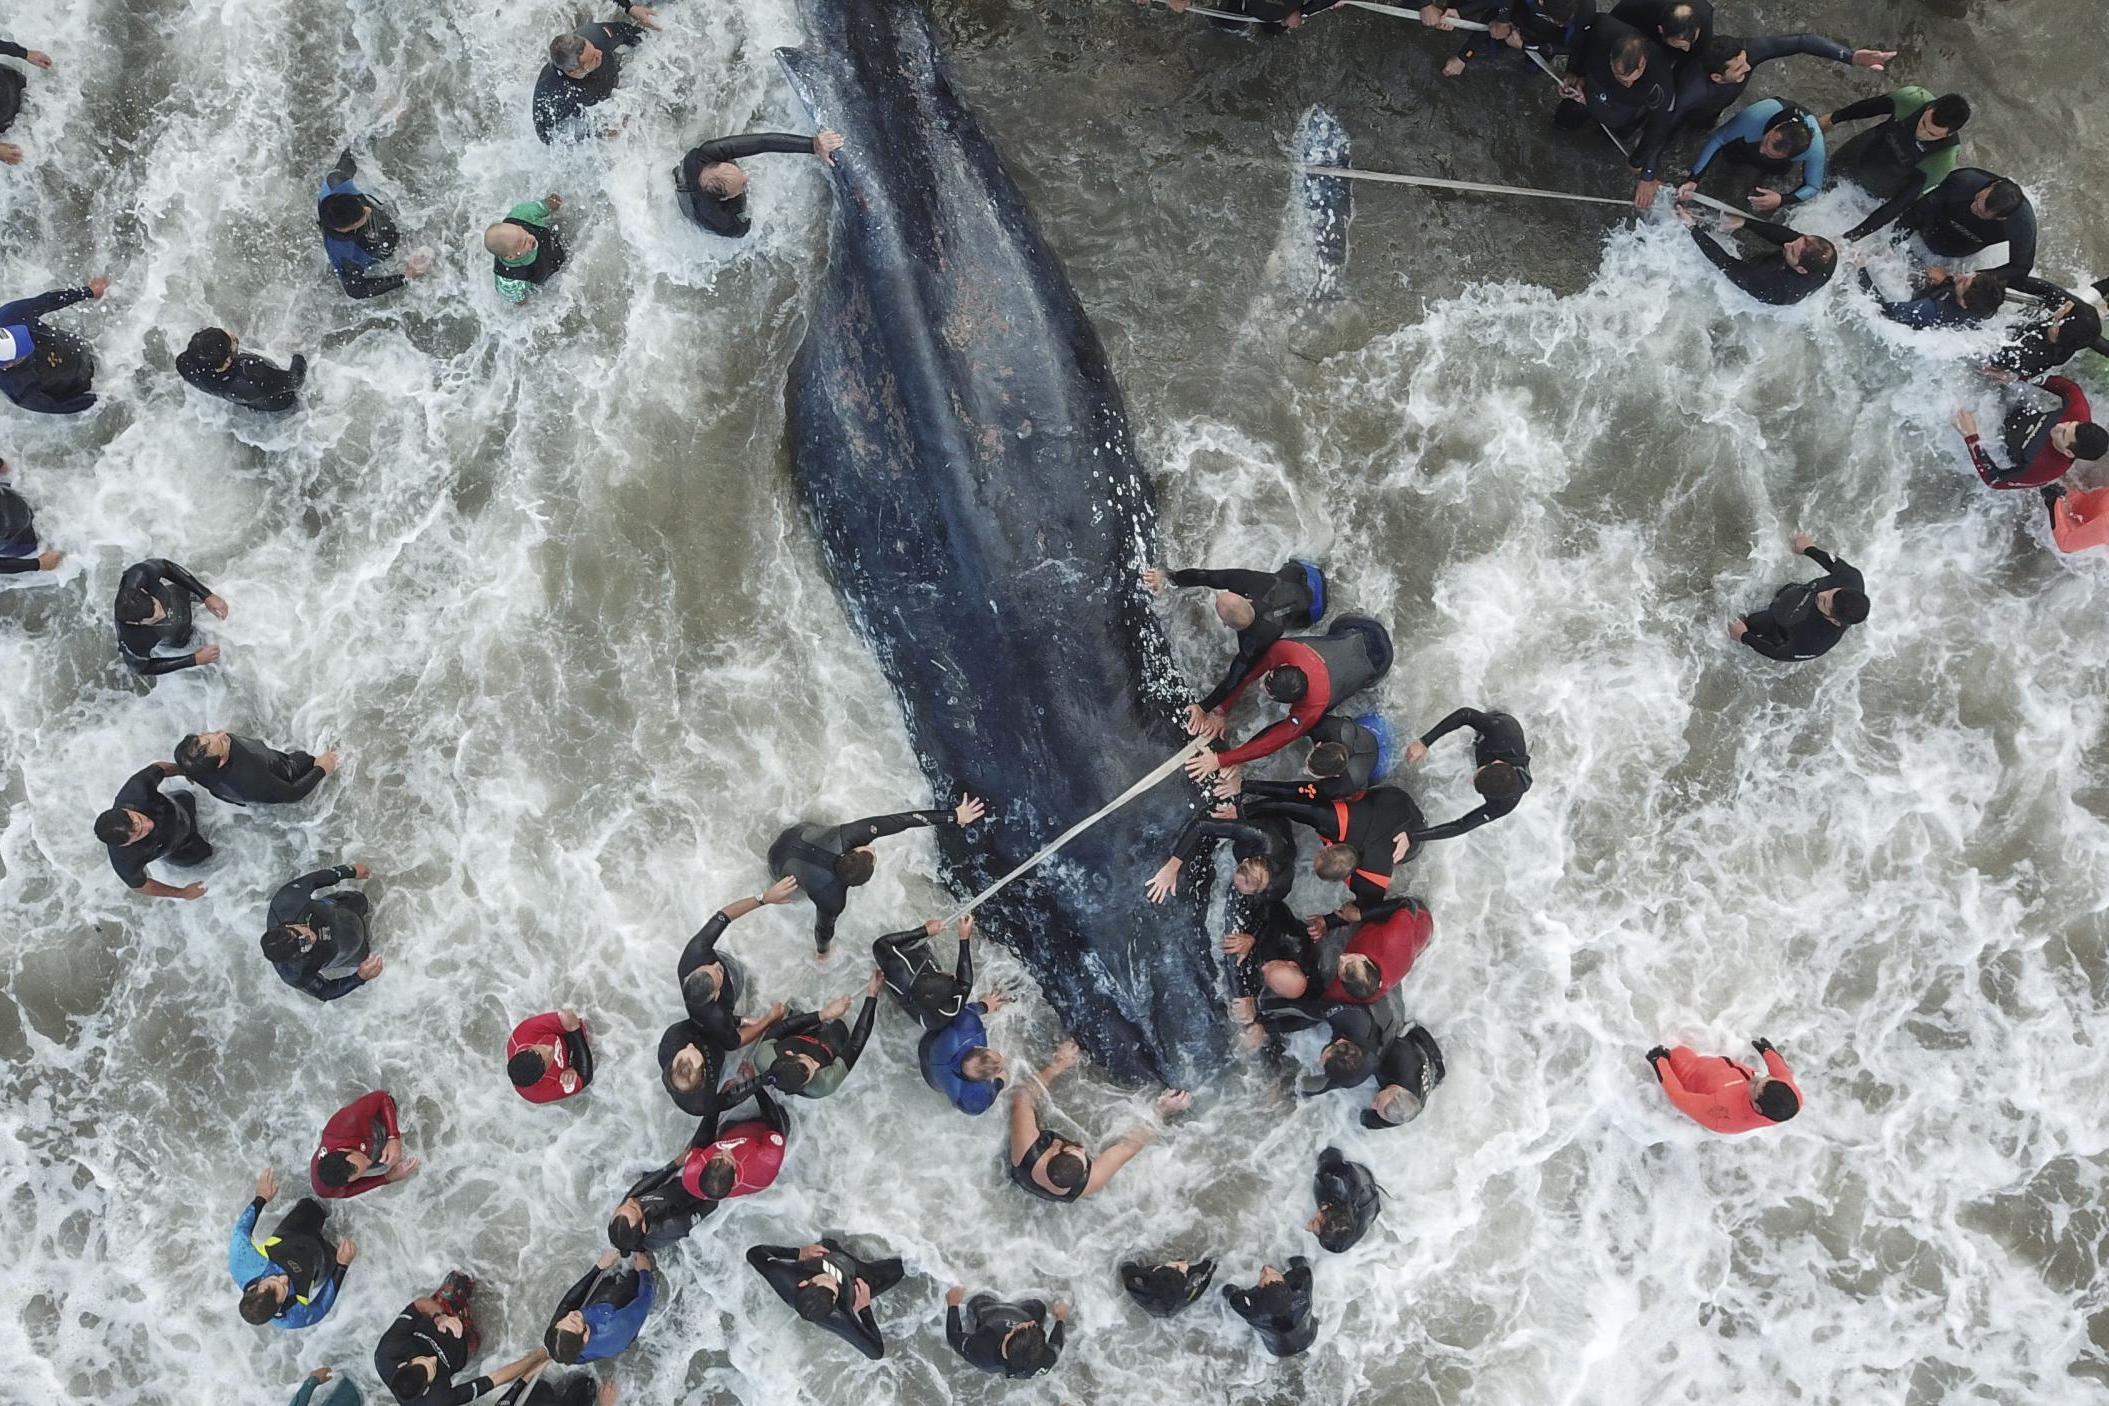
[508,1009,595,1104]
[769,792,986,955]
[680,1081,790,1205]
[176,731,337,807]
[1308,1146,1379,1253]
[376,1273,546,1406]
[1730,532,1866,662]
[1362,1024,1446,1130]
[1860,265,2006,329]
[675,129,843,238]
[1675,202,1836,307]
[176,327,307,412]
[679,877,798,1048]
[945,1285,1067,1379]
[318,148,433,300]
[310,1090,419,1199]
[1120,1258,1216,1318]
[1007,1039,1191,1202]
[1646,1037,1801,1134]
[921,986,1010,1115]
[97,760,212,899]
[608,1154,711,1254]
[0,456,62,577]
[544,1250,655,1365]
[746,1238,905,1361]
[114,556,226,679]
[1953,380,2106,492]
[262,862,382,1001]
[1223,1260,1318,1358]
[229,1167,356,1330]
[486,196,567,305]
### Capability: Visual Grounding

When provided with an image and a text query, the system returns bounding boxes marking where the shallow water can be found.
[2,0,2106,1401]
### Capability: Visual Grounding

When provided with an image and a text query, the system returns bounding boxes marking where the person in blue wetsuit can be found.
[1404,708,1532,844]
[317,150,431,299]
[0,278,107,414]
[1679,99,1823,213]
[261,862,383,1001]
[1731,533,1867,662]
[921,988,1010,1115]
[1860,265,2006,329]
[230,1167,355,1329]
[545,1250,655,1364]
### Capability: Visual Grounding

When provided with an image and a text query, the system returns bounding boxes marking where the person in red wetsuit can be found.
[2043,484,2109,553]
[310,1091,419,1199]
[508,1009,594,1104]
[1953,380,2108,490]
[1184,616,1393,781]
[1322,900,1434,1004]
[1646,1038,1801,1134]
[680,1082,789,1203]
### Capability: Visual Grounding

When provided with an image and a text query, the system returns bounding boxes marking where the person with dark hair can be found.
[1861,265,2006,329]
[920,987,1010,1115]
[607,1155,711,1253]
[873,913,975,1030]
[1826,88,1971,241]
[945,1285,1068,1379]
[1673,32,1892,141]
[1307,1147,1380,1253]
[532,3,658,143]
[228,1167,355,1330]
[1229,711,1391,808]
[261,862,381,1002]
[1449,0,1593,73]
[1680,99,1824,213]
[746,1239,906,1361]
[0,277,107,415]
[0,455,61,576]
[175,732,336,807]
[377,1274,547,1406]
[1119,1258,1216,1318]
[286,1365,363,1406]
[675,129,843,237]
[1896,169,2037,283]
[679,1081,789,1204]
[113,556,225,678]
[1676,204,1837,307]
[317,149,431,300]
[1552,15,1678,210]
[494,1371,614,1406]
[544,1249,655,1365]
[2041,482,2109,555]
[1237,783,1423,925]
[1646,1037,1801,1133]
[507,1009,594,1104]
[310,1090,419,1199]
[0,38,55,166]
[1185,616,1393,781]
[1008,1039,1190,1202]
[1731,533,1867,663]
[1989,285,2108,381]
[1362,1024,1446,1129]
[485,196,567,305]
[1144,806,1295,914]
[1320,902,1434,1006]
[96,761,212,899]
[1403,707,1533,846]
[738,974,882,1100]
[1142,560,1326,738]
[1954,381,2105,491]
[177,327,307,411]
[679,876,798,1048]
[1301,999,1400,1096]
[657,1003,780,1117]
[1223,1260,1318,1357]
[768,793,986,955]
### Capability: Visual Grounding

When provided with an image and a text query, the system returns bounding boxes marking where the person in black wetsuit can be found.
[747,1239,905,1361]
[175,733,337,807]
[1308,1146,1380,1252]
[1860,265,2007,329]
[1611,0,1708,53]
[375,1274,547,1406]
[678,876,799,1050]
[735,975,883,1099]
[1989,285,2106,382]
[1237,783,1424,930]
[1672,33,1893,143]
[0,38,54,166]
[1830,91,1971,242]
[177,328,307,412]
[1008,1039,1191,1202]
[1301,998,1400,1095]
[1679,204,1836,306]
[1223,1260,1317,1358]
[1224,900,1324,1050]
[318,149,433,300]
[657,1000,780,1117]
[675,129,843,238]
[768,793,986,955]
[607,1158,710,1253]
[1895,169,2037,283]
[114,557,226,678]
[873,914,976,1030]
[0,278,108,415]
[1144,807,1294,913]
[1731,532,1866,662]
[945,1286,1067,1379]
[262,862,382,1002]
[1404,707,1533,845]
[532,3,659,143]
[1143,560,1324,739]
[1362,1024,1446,1130]
[1555,16,1680,210]
[495,1373,613,1406]
[0,457,61,576]
[1230,713,1390,811]
[96,761,212,899]
[1120,1258,1216,1318]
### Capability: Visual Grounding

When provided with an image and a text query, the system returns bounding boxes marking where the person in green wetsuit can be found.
[289,1367,361,1406]
[1823,88,1970,240]
[484,194,568,304]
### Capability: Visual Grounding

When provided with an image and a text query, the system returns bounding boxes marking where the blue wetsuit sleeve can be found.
[0,287,91,321]
[1795,124,1826,203]
[1687,105,1760,180]
[228,1199,266,1283]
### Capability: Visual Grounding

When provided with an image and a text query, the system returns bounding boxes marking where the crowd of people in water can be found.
[2,0,2102,1398]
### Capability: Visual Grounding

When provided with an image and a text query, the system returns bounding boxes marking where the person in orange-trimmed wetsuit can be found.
[1646,1038,1801,1134]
